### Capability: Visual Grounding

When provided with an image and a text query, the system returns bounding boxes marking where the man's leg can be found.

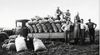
[74,32,78,44]
[64,31,67,43]
[81,29,85,44]
[89,29,95,44]
[91,29,95,43]
[66,31,69,43]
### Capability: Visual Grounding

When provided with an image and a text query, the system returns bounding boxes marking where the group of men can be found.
[56,7,97,44]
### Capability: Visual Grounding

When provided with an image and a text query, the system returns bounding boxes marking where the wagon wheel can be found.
[0,32,8,43]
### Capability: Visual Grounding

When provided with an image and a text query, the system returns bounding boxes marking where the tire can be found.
[0,32,8,42]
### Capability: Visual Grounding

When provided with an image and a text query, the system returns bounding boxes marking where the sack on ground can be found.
[9,35,17,39]
[6,43,16,51]
[15,35,27,52]
[33,38,46,51]
[2,44,8,49]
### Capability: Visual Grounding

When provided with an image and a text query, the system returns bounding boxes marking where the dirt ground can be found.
[0,40,99,55]
[0,30,99,55]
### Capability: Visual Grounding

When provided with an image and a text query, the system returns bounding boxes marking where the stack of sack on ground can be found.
[2,35,17,51]
[27,17,67,33]
[2,35,46,52]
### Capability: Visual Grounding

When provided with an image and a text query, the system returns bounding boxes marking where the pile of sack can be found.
[27,18,67,33]
[2,35,47,52]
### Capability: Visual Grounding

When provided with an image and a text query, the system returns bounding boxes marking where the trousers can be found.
[89,28,95,43]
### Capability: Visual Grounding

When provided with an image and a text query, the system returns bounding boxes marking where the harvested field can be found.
[0,40,99,55]
[0,30,99,55]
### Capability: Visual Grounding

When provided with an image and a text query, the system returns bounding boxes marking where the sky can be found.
[0,0,99,29]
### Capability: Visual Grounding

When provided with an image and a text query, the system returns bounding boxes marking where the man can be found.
[74,12,80,23]
[61,18,73,44]
[65,10,71,21]
[86,19,97,44]
[73,19,81,44]
[56,7,62,20]
[80,19,87,44]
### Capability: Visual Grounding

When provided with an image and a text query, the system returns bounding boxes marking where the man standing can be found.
[65,10,71,21]
[73,19,81,44]
[56,7,62,20]
[74,12,80,23]
[61,18,73,44]
[80,19,87,44]
[86,19,97,44]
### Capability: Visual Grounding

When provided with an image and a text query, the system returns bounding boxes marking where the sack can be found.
[16,51,34,55]
[56,23,62,32]
[55,20,61,24]
[45,22,53,32]
[48,18,54,23]
[51,23,58,32]
[41,24,48,33]
[33,20,38,25]
[32,25,38,33]
[26,23,33,33]
[15,35,27,52]
[36,23,43,33]
[7,43,16,51]
[9,35,17,39]
[2,44,8,49]
[9,39,15,43]
[33,38,46,51]
[27,21,33,25]
[60,19,66,24]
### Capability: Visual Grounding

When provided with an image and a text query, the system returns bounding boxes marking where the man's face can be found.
[88,19,91,22]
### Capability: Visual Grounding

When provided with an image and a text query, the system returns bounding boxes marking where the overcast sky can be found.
[0,0,99,29]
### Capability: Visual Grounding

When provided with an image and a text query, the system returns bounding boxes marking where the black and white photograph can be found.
[0,0,99,55]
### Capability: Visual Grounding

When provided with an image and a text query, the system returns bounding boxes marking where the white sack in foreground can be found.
[15,35,28,52]
[33,38,46,51]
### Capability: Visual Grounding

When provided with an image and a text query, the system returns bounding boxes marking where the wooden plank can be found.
[50,33,64,38]
[28,33,50,38]
[28,32,65,38]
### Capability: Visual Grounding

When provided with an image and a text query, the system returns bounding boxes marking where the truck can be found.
[15,19,67,39]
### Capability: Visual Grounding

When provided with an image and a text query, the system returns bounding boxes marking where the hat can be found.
[67,9,69,11]
[88,19,91,21]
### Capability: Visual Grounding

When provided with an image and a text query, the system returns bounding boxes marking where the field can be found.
[0,30,99,55]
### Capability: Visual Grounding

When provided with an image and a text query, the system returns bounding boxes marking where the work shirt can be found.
[80,23,86,29]
[56,9,62,16]
[65,12,71,17]
[61,21,73,31]
[86,22,97,29]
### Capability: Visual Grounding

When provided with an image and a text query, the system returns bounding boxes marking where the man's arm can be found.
[61,24,65,31]
[84,24,88,31]
[93,23,97,29]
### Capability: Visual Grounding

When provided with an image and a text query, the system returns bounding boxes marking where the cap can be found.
[88,19,91,21]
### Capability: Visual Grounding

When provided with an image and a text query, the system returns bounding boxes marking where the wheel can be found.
[0,32,8,42]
